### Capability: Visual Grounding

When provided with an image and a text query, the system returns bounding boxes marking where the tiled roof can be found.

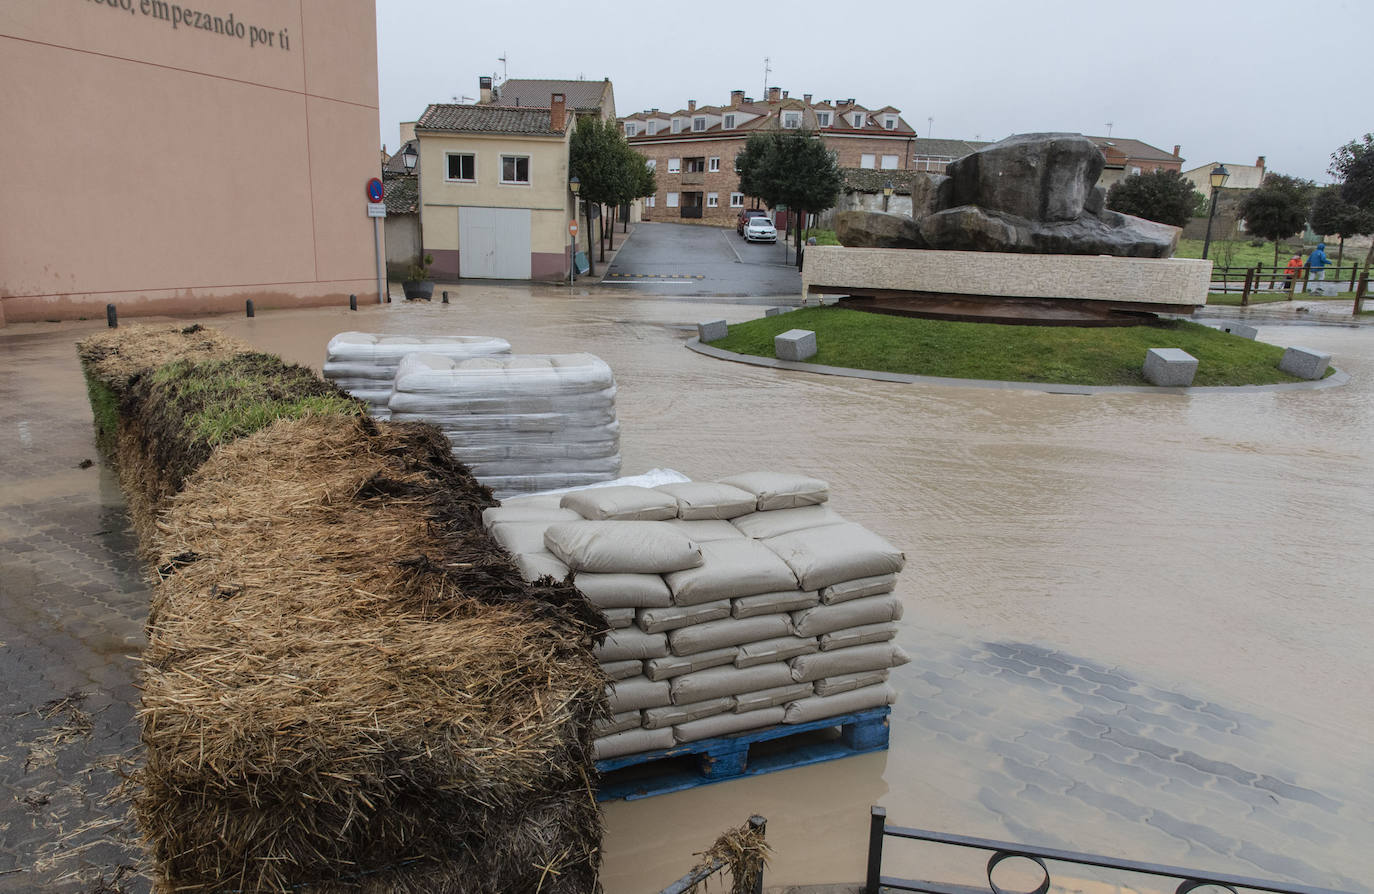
[911,138,991,159]
[492,78,609,111]
[383,139,418,175]
[416,104,565,135]
[1087,137,1180,163]
[622,99,917,139]
[382,172,418,214]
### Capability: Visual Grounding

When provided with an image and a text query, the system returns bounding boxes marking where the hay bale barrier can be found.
[77,326,609,893]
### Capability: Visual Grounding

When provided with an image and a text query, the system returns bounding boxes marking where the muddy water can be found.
[17,288,1373,891]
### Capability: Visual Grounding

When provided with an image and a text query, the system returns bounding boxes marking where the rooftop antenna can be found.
[763,57,771,97]
[927,117,933,138]
[1105,121,1114,137]
[497,52,508,83]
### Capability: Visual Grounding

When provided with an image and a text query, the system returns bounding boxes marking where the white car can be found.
[743,217,777,243]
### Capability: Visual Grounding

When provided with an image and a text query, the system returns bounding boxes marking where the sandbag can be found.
[643,697,735,730]
[670,663,795,705]
[667,614,794,656]
[718,472,829,511]
[664,519,747,542]
[820,573,897,605]
[604,607,635,629]
[637,600,732,635]
[791,594,904,637]
[601,659,644,681]
[594,710,644,737]
[514,551,570,582]
[733,589,819,619]
[790,643,910,683]
[485,472,623,500]
[545,521,702,574]
[392,353,614,397]
[644,647,739,682]
[654,482,758,520]
[663,538,798,606]
[783,684,896,724]
[482,502,582,527]
[606,675,672,713]
[595,628,669,663]
[573,572,674,609]
[734,636,820,669]
[761,522,905,591]
[673,706,786,744]
[733,683,814,713]
[593,727,675,760]
[324,332,511,366]
[814,670,890,698]
[489,521,556,556]
[819,622,898,651]
[730,505,844,539]
[559,485,679,521]
[392,387,619,416]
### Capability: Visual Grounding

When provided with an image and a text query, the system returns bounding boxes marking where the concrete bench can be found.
[697,319,728,342]
[1279,346,1331,380]
[1143,348,1198,387]
[775,329,817,362]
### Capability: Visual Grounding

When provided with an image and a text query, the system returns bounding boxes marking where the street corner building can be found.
[0,0,381,326]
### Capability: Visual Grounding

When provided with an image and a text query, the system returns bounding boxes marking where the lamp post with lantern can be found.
[569,175,581,283]
[401,143,422,281]
[1201,164,1230,261]
[882,180,894,213]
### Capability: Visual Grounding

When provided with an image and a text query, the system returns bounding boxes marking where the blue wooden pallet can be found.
[595,707,890,802]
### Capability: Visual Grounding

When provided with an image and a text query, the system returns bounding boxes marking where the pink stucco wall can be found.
[0,1,379,324]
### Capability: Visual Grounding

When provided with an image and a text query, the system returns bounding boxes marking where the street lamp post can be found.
[882,180,894,213]
[402,143,421,292]
[569,175,580,283]
[1201,164,1230,261]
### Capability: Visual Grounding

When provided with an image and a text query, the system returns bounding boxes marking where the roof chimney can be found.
[781,90,788,99]
[550,93,567,132]
[479,76,492,104]
[803,93,812,105]
[730,89,744,107]
[1256,155,1265,168]
[399,122,416,144]
[1172,144,1180,157]
[767,86,781,102]
[688,99,696,111]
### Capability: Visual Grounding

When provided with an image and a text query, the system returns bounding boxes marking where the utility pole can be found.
[1105,121,1114,137]
[927,117,933,138]
[763,57,771,97]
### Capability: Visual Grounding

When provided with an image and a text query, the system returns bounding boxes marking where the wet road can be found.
[602,221,801,297]
[1,287,1372,891]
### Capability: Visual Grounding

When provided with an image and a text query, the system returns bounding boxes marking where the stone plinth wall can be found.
[802,247,1211,307]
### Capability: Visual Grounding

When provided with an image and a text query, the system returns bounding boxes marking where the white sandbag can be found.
[573,572,674,609]
[663,538,799,606]
[604,607,636,629]
[730,505,844,539]
[545,521,702,574]
[734,683,815,713]
[761,522,905,591]
[643,697,735,730]
[514,551,570,582]
[411,410,620,433]
[783,684,897,724]
[813,670,890,698]
[392,352,614,397]
[663,519,747,542]
[819,622,898,651]
[637,600,732,634]
[393,386,618,416]
[601,659,644,681]
[594,710,644,737]
[525,468,690,497]
[482,501,583,527]
[644,647,739,682]
[668,614,795,656]
[606,675,672,713]
[595,628,670,662]
[654,482,758,520]
[458,440,621,464]
[735,636,820,668]
[489,522,555,556]
[733,589,819,619]
[560,486,679,521]
[325,332,511,366]
[790,643,910,683]
[593,727,675,760]
[674,706,786,744]
[467,455,623,478]
[820,573,897,605]
[670,663,795,705]
[487,471,620,499]
[791,594,904,637]
[718,472,829,511]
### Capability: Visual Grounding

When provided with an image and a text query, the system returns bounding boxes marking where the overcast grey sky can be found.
[376,0,1370,183]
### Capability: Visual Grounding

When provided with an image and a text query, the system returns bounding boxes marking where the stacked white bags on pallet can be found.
[480,472,909,762]
[322,332,512,418]
[389,353,622,498]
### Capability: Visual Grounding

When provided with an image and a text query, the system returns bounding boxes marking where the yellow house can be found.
[415,95,578,281]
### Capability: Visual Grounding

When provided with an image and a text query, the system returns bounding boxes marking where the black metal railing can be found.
[866,807,1355,894]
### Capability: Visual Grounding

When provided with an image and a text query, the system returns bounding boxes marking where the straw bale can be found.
[78,324,251,387]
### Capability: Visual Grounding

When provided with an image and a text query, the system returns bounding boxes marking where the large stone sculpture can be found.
[838,133,1180,258]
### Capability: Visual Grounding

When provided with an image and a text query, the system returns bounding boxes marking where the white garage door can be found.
[459,207,531,280]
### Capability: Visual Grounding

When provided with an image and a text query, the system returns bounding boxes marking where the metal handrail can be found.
[865,807,1355,894]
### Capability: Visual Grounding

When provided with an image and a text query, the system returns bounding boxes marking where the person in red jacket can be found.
[1284,253,1303,291]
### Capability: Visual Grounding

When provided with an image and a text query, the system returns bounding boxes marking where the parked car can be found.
[737,208,769,235]
[743,217,777,244]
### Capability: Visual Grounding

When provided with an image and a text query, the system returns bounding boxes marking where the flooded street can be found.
[2,285,1371,891]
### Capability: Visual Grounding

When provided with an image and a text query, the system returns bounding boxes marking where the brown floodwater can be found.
[14,285,1372,891]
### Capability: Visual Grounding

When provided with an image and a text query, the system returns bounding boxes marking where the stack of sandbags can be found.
[322,332,511,418]
[389,353,622,498]
[483,473,909,762]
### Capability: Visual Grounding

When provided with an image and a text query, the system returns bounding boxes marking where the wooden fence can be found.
[1209,263,1369,311]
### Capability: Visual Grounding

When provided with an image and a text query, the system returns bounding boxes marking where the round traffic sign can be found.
[569,220,579,236]
[366,178,384,202]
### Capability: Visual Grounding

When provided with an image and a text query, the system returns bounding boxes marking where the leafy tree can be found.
[735,130,843,267]
[570,116,631,272]
[1309,186,1374,265]
[1329,134,1374,263]
[620,142,656,234]
[1105,169,1202,228]
[1238,174,1314,268]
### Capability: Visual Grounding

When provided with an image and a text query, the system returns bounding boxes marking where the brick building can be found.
[621,87,918,227]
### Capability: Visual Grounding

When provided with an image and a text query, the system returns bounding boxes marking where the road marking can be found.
[605,272,705,279]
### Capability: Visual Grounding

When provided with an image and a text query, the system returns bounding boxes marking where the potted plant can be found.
[401,253,435,301]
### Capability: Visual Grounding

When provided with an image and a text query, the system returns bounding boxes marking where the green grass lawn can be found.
[708,307,1321,387]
